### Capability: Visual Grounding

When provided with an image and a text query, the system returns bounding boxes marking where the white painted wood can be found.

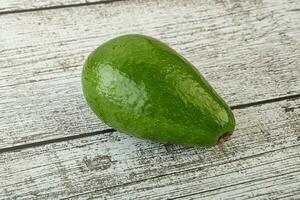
[1,0,300,148]
[0,98,299,199]
[0,0,120,13]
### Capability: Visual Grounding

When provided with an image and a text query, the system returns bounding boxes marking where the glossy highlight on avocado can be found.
[82,34,235,146]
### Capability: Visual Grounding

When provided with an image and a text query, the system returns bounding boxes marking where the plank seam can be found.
[0,0,125,16]
[0,129,115,153]
[230,93,300,110]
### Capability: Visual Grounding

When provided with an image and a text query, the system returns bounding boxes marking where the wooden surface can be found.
[0,0,300,199]
[1,98,300,199]
[1,0,300,149]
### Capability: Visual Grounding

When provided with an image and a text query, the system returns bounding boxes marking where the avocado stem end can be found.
[218,132,231,145]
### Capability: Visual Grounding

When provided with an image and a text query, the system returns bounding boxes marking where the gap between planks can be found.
[0,0,124,16]
[0,93,299,154]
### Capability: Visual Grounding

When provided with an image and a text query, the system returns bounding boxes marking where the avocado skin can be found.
[82,34,235,146]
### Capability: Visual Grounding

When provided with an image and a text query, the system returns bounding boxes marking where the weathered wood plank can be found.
[1,98,299,199]
[75,146,300,200]
[1,0,300,149]
[0,0,121,13]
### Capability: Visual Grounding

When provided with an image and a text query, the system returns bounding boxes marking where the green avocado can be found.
[82,34,235,147]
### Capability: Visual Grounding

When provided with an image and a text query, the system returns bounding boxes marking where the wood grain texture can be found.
[0,98,299,199]
[1,0,300,149]
[0,0,121,13]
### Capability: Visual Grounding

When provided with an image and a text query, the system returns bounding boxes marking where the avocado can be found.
[82,34,235,146]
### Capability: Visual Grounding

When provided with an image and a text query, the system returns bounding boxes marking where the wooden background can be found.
[1,0,300,199]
